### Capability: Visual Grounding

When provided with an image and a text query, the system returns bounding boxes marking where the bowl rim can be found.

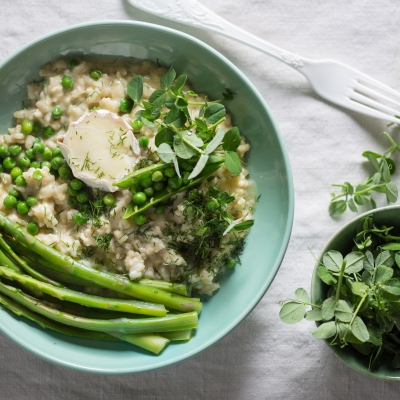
[0,20,294,373]
[311,205,400,381]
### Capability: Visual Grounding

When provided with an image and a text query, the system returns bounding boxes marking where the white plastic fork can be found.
[128,0,400,123]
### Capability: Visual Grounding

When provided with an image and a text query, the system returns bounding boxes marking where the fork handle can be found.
[129,0,312,71]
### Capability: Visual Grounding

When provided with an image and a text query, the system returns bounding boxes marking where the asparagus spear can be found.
[0,235,63,287]
[138,279,192,297]
[161,329,193,341]
[0,281,198,334]
[0,266,167,317]
[0,246,22,273]
[0,293,169,354]
[0,213,202,313]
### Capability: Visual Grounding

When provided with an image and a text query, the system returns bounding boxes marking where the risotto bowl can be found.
[0,21,293,373]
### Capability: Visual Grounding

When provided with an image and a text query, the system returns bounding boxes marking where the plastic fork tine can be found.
[344,98,400,124]
[358,77,400,101]
[349,92,400,117]
[354,82,400,109]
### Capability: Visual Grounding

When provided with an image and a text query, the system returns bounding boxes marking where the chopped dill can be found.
[93,233,113,251]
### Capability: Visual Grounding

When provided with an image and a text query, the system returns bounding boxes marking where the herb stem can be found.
[335,260,347,302]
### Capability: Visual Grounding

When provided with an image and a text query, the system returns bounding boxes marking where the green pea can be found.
[33,121,42,133]
[226,258,236,269]
[30,161,41,169]
[139,136,149,148]
[143,187,154,197]
[3,195,17,209]
[42,126,55,138]
[205,198,219,211]
[16,201,29,215]
[10,167,23,180]
[165,167,176,178]
[90,70,102,80]
[68,197,79,208]
[119,98,133,113]
[21,120,33,135]
[49,168,58,176]
[59,165,72,180]
[182,171,190,185]
[61,76,74,90]
[26,196,37,207]
[153,181,164,192]
[132,119,143,131]
[134,212,146,226]
[132,192,147,206]
[68,59,80,70]
[33,141,45,154]
[73,212,88,226]
[27,221,39,235]
[155,204,165,214]
[3,157,16,170]
[52,105,63,119]
[52,147,62,157]
[76,191,89,203]
[0,144,8,157]
[9,145,22,156]
[102,193,115,206]
[8,188,20,198]
[186,205,196,216]
[139,174,152,189]
[33,170,43,181]
[14,175,26,187]
[151,171,163,182]
[19,156,31,168]
[70,179,83,191]
[43,147,53,160]
[67,186,78,197]
[25,148,35,160]
[168,176,183,190]
[51,157,64,170]
[41,161,51,169]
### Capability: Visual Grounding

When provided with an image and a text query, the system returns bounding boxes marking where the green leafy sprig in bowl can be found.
[280,205,400,380]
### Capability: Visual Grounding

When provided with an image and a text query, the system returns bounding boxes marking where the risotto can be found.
[0,57,254,296]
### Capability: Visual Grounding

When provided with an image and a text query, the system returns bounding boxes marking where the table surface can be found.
[2,0,400,398]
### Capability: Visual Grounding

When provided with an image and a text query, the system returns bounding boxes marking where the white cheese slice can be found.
[58,110,140,192]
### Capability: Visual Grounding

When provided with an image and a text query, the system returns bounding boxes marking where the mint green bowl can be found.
[0,21,294,373]
[311,205,400,380]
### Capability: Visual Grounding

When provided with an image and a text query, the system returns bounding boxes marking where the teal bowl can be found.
[0,21,294,373]
[311,205,400,380]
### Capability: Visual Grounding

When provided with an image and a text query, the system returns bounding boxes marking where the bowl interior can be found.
[311,205,400,380]
[0,21,293,373]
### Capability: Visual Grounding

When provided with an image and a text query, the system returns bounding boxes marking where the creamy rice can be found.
[1,57,253,296]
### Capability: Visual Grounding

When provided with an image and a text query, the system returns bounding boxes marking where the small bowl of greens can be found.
[281,205,400,380]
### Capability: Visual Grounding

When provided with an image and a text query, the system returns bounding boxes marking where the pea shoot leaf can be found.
[175,96,189,109]
[172,74,187,95]
[158,143,175,163]
[279,302,306,324]
[334,300,353,323]
[164,108,187,127]
[205,128,225,155]
[364,153,381,171]
[295,288,310,303]
[127,75,143,102]
[149,89,167,107]
[223,127,241,151]
[350,316,370,342]
[317,265,337,285]
[181,131,203,148]
[382,243,400,251]
[351,281,369,297]
[204,103,226,124]
[321,296,336,321]
[381,279,400,296]
[329,200,347,217]
[173,136,195,159]
[155,128,174,147]
[188,154,209,180]
[231,220,254,232]
[386,181,398,203]
[323,250,343,272]
[395,252,400,268]
[374,265,393,284]
[172,156,181,178]
[311,321,337,339]
[381,159,391,183]
[375,250,394,268]
[224,151,242,175]
[344,251,364,274]
[160,66,176,90]
[305,308,323,321]
[363,251,374,271]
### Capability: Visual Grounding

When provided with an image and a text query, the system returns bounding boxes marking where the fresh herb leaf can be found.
[127,75,143,102]
[223,127,241,151]
[160,66,176,90]
[204,103,226,124]
[224,151,242,175]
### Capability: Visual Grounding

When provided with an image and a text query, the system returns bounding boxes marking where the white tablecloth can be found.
[1,0,400,398]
